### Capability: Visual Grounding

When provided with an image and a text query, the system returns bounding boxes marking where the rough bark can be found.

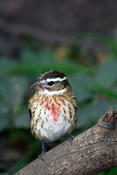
[15,107,117,175]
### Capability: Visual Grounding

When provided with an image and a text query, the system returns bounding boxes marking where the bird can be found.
[28,70,78,157]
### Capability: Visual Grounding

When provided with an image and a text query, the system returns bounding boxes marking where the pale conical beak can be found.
[31,80,40,89]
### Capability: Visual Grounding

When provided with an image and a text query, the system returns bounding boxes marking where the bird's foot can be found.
[68,133,74,145]
[38,150,46,159]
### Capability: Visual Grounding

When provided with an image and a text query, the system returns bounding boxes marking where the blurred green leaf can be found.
[20,47,56,63]
[96,60,117,88]
[37,49,56,63]
[0,49,96,75]
[13,110,30,128]
[0,104,9,131]
[69,72,95,102]
[97,172,106,175]
[74,86,93,102]
[0,76,29,112]
[105,32,117,56]
[70,72,97,88]
[0,57,17,75]
[0,103,9,115]
[20,49,40,64]
[78,99,117,128]
[92,85,117,99]
[107,167,117,175]
[1,61,92,75]
[20,48,56,64]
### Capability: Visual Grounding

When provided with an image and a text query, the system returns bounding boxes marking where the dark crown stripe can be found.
[40,70,66,81]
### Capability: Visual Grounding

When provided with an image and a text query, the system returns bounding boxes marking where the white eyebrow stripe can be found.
[47,77,67,82]
[39,88,67,96]
[40,80,46,84]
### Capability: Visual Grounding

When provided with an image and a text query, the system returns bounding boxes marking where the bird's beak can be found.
[31,80,40,89]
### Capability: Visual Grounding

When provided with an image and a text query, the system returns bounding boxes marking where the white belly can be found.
[33,105,71,142]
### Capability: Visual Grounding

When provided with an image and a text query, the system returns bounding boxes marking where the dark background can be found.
[0,0,117,174]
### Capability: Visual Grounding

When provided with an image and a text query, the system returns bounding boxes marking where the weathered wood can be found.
[15,107,117,175]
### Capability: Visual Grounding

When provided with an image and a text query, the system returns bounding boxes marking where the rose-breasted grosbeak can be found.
[28,70,77,156]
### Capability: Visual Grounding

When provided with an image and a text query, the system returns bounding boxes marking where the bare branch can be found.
[15,107,117,175]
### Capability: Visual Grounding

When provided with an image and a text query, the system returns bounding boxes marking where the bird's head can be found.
[31,70,71,96]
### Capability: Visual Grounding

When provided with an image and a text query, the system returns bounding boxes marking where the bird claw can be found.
[68,134,74,145]
[38,151,46,159]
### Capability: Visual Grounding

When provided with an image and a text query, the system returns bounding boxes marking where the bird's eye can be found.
[47,81,54,86]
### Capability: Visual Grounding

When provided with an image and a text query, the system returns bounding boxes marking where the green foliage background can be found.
[0,34,117,175]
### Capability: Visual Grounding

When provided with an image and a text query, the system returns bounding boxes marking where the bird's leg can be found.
[42,141,46,154]
[38,141,46,158]
[68,133,74,145]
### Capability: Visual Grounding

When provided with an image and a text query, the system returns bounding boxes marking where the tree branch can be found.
[15,107,117,175]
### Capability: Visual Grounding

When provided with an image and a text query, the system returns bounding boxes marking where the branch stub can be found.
[98,107,117,129]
